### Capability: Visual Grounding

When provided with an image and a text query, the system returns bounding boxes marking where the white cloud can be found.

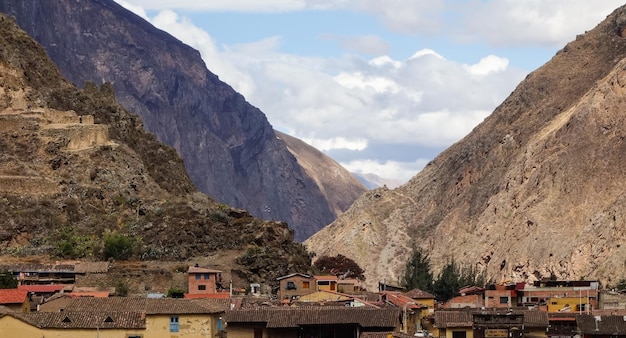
[341,158,431,183]
[464,55,509,76]
[114,0,614,181]
[115,0,149,20]
[331,34,390,56]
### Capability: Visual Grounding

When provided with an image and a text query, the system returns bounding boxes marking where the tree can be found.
[0,269,17,289]
[432,259,462,301]
[115,280,129,297]
[402,247,433,292]
[103,233,136,260]
[313,254,365,280]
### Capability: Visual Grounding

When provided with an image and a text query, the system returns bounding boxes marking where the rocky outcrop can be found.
[306,5,626,290]
[0,13,313,292]
[0,0,365,240]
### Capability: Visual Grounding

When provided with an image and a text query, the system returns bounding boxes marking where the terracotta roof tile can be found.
[61,297,223,314]
[18,284,65,293]
[404,289,435,299]
[24,311,146,329]
[225,307,399,328]
[0,288,28,304]
[434,310,473,328]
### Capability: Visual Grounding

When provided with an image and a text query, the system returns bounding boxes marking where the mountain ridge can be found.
[0,0,365,241]
[306,4,626,290]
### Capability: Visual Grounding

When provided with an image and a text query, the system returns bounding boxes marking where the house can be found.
[433,310,474,338]
[433,308,549,338]
[315,275,339,292]
[405,288,436,311]
[484,283,517,308]
[576,315,626,338]
[296,289,355,304]
[18,284,65,310]
[187,266,223,295]
[2,263,78,286]
[14,296,229,337]
[224,306,401,338]
[517,280,598,311]
[276,273,315,300]
[382,291,429,335]
[0,288,29,313]
[442,294,484,309]
[337,278,361,293]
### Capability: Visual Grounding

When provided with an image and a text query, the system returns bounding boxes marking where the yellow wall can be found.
[547,297,588,313]
[145,314,217,338]
[41,328,145,338]
[415,298,435,309]
[0,316,41,337]
[298,291,351,302]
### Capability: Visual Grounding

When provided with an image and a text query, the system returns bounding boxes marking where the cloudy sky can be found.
[116,0,624,183]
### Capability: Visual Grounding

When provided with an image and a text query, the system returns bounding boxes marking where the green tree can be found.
[167,287,185,298]
[402,247,433,292]
[115,280,129,297]
[313,254,365,280]
[432,259,462,301]
[53,225,94,259]
[0,269,17,289]
[103,233,136,260]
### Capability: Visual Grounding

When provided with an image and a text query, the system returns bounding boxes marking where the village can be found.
[0,262,625,338]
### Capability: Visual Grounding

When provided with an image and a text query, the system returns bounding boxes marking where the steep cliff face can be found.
[0,0,354,241]
[0,13,313,291]
[306,5,626,290]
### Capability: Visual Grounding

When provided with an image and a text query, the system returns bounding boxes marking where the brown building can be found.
[187,266,223,295]
[276,273,315,301]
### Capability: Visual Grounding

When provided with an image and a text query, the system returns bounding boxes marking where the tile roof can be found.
[69,292,111,298]
[577,315,626,335]
[383,292,426,309]
[225,306,399,328]
[314,275,339,281]
[184,293,230,299]
[190,298,231,313]
[24,311,146,329]
[18,284,65,293]
[61,297,224,314]
[188,266,222,274]
[146,298,214,314]
[404,289,435,299]
[434,310,473,328]
[0,263,76,272]
[0,288,28,304]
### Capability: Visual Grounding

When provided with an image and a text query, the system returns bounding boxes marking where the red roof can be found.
[18,284,65,293]
[0,288,28,304]
[382,291,425,309]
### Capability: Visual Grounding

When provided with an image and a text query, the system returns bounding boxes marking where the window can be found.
[318,281,330,286]
[170,316,179,332]
[204,273,210,280]
[198,285,206,291]
[303,281,310,289]
[499,296,508,304]
[127,336,143,338]
[286,281,297,290]
[195,274,201,280]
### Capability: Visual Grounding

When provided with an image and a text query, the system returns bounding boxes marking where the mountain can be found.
[0,13,312,291]
[353,172,404,190]
[306,5,626,290]
[0,0,365,241]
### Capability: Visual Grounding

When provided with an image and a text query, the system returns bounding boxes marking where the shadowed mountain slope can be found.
[0,0,366,241]
[306,5,626,290]
[0,13,312,292]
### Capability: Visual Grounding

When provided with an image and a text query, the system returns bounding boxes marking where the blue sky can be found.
[116,0,625,184]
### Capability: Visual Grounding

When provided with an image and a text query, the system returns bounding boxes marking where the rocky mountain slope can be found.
[0,13,312,292]
[306,5,626,290]
[0,0,366,241]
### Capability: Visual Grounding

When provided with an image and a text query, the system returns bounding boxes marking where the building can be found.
[0,289,29,313]
[276,273,315,301]
[224,306,401,338]
[187,266,223,295]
